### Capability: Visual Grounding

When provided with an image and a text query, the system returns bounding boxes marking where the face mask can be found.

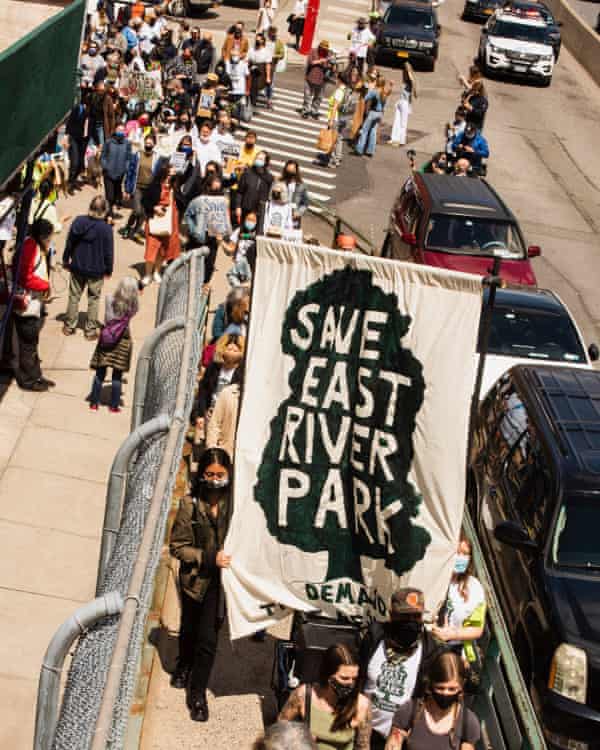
[115,131,125,140]
[285,170,296,180]
[244,143,255,151]
[384,620,423,651]
[203,477,229,490]
[144,144,154,152]
[329,678,355,701]
[89,49,98,56]
[432,691,459,710]
[180,146,193,156]
[272,192,282,201]
[200,136,210,144]
[245,221,256,231]
[181,121,191,130]
[254,159,265,168]
[454,554,470,574]
[234,31,242,39]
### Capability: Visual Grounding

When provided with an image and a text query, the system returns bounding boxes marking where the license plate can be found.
[513,64,527,72]
[397,51,409,58]
[484,8,493,13]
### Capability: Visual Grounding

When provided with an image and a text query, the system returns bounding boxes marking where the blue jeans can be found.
[90,366,123,408]
[356,111,382,156]
[89,122,104,149]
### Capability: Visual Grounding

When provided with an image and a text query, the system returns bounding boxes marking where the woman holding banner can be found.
[169,448,233,723]
[279,644,372,750]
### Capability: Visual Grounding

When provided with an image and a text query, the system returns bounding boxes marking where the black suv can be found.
[375,1,440,71]
[469,365,600,749]
[462,0,502,23]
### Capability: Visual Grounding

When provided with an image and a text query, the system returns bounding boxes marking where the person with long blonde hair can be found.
[354,73,389,157]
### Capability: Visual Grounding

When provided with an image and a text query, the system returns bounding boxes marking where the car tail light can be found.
[548,643,587,704]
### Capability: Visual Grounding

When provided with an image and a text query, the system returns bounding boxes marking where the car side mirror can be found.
[436,25,441,37]
[494,520,538,552]
[557,20,563,26]
[402,232,417,246]
[527,244,541,258]
[481,27,488,35]
[589,343,599,362]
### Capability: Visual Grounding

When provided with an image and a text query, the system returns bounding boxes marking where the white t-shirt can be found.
[293,0,307,16]
[248,46,273,65]
[364,641,423,737]
[350,28,375,59]
[226,59,249,96]
[196,140,223,175]
[445,576,486,634]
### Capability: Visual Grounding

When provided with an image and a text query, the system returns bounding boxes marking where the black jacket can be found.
[62,216,114,279]
[358,622,445,699]
[194,40,215,74]
[235,167,274,227]
[66,103,88,140]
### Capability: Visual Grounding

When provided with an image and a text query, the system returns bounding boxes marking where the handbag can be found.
[99,314,131,348]
[148,201,172,237]
[317,128,337,154]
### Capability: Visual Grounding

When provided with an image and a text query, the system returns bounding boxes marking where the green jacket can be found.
[169,494,230,602]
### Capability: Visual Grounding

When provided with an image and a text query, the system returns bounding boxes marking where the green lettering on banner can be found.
[321,584,334,603]
[306,583,320,600]
[335,582,355,604]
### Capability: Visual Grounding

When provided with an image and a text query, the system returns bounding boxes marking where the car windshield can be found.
[425,214,526,258]
[385,7,434,27]
[489,19,550,44]
[552,496,600,570]
[481,306,587,362]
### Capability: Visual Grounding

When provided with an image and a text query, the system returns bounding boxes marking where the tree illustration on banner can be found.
[254,267,431,583]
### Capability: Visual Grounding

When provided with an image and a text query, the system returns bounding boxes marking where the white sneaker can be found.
[141,275,152,287]
[153,271,162,284]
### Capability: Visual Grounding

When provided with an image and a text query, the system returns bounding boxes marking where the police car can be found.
[478,9,555,85]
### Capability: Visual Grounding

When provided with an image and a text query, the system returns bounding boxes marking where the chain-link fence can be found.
[39,248,207,750]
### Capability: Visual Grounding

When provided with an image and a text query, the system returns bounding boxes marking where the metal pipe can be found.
[96,414,171,596]
[34,592,123,750]
[155,252,190,327]
[130,316,185,432]
[91,252,202,750]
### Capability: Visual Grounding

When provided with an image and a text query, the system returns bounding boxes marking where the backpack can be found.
[99,315,131,348]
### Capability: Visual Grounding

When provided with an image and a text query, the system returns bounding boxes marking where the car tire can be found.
[426,57,436,73]
[541,75,552,88]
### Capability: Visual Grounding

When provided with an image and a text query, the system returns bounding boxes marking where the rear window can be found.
[481,306,586,363]
[385,7,435,28]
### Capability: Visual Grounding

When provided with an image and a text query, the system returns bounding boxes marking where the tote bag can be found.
[148,201,172,237]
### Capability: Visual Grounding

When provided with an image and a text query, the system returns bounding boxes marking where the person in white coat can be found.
[389,63,416,147]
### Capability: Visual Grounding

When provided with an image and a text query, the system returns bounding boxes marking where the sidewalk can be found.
[0,184,160,750]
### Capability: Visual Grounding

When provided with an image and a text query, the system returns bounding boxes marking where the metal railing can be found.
[464,510,547,750]
[34,249,207,750]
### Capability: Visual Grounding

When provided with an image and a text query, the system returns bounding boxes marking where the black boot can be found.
[189,692,209,722]
[170,663,190,689]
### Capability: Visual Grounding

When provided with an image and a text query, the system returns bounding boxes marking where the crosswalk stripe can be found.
[272,89,328,109]
[266,98,327,119]
[242,131,322,156]
[248,109,326,129]
[327,4,364,16]
[238,121,322,146]
[238,117,331,143]
[325,0,368,6]
[269,158,337,180]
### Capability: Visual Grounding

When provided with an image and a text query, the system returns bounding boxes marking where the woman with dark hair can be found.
[386,651,480,750]
[12,218,55,391]
[173,134,201,214]
[432,536,486,666]
[279,643,372,749]
[141,158,181,286]
[281,160,308,227]
[169,447,233,723]
[234,150,273,231]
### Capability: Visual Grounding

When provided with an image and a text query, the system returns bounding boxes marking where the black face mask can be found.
[431,691,459,710]
[329,678,355,701]
[384,620,423,651]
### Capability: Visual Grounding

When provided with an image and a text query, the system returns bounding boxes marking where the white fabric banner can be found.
[223,240,482,639]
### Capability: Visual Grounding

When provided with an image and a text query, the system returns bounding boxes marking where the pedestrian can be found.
[235,151,274,231]
[288,0,307,49]
[28,179,65,235]
[256,0,274,35]
[88,276,139,412]
[121,133,159,241]
[354,74,388,157]
[238,131,260,169]
[206,378,242,458]
[224,285,250,337]
[432,535,486,667]
[248,34,273,108]
[222,23,249,61]
[169,447,233,722]
[100,123,132,218]
[279,644,372,749]
[87,81,110,148]
[463,80,488,131]
[141,160,180,286]
[281,160,309,227]
[195,122,223,176]
[62,196,114,340]
[389,63,416,147]
[12,218,55,391]
[65,99,89,192]
[302,40,332,120]
[349,17,375,75]
[173,135,202,214]
[451,123,489,171]
[254,722,317,750]
[266,26,287,105]
[317,73,350,167]
[386,651,481,750]
[195,31,215,74]
[359,588,442,750]
[264,181,294,235]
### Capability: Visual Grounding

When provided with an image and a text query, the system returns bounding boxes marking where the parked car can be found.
[375,1,440,71]
[477,287,598,397]
[462,0,503,24]
[479,9,555,86]
[469,365,600,750]
[380,173,540,286]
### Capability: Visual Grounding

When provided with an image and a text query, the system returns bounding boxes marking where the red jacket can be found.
[17,237,49,293]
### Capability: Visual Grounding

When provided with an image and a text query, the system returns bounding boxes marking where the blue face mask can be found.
[254,159,265,169]
[180,146,193,156]
[244,221,256,231]
[453,554,470,575]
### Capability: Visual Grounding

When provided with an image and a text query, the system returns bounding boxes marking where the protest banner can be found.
[223,239,483,638]
[119,70,162,102]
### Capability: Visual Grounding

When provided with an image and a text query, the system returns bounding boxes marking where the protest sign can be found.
[223,239,482,638]
[119,70,162,102]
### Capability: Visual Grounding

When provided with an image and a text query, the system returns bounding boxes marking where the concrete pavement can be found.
[0,184,160,749]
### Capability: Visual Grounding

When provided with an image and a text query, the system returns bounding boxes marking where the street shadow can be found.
[149,622,179,675]
[55,311,89,331]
